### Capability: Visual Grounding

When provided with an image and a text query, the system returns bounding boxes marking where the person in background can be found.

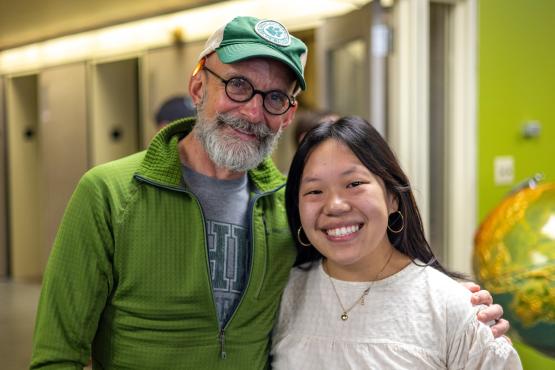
[272,116,520,369]
[154,95,196,130]
[293,108,338,145]
[30,16,508,369]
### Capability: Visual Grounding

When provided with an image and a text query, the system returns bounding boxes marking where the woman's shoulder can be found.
[275,262,321,336]
[418,269,522,368]
[405,263,475,329]
[285,262,320,291]
[419,264,472,301]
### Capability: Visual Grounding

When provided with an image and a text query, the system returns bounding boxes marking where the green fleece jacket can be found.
[30,118,296,369]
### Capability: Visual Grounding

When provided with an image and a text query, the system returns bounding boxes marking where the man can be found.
[292,108,339,145]
[31,16,507,369]
[154,95,196,130]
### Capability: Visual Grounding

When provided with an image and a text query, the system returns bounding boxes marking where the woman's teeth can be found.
[326,224,359,237]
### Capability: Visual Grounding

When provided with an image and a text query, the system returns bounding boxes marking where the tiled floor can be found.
[0,280,41,370]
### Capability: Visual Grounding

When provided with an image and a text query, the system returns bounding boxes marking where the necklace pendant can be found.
[341,313,348,321]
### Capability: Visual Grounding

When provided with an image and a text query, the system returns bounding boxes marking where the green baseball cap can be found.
[198,16,308,90]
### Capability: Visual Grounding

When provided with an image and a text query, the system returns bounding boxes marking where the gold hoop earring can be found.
[387,211,404,233]
[297,226,312,247]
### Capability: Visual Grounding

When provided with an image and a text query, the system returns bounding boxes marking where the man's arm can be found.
[30,173,114,369]
[462,282,511,339]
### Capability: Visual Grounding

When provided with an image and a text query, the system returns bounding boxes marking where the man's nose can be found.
[238,93,265,122]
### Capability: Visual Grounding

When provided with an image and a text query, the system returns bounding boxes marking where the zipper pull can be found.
[219,329,227,359]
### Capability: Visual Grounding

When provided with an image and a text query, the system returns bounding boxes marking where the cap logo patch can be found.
[254,20,291,47]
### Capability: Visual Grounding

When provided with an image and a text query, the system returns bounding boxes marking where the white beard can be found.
[194,109,282,172]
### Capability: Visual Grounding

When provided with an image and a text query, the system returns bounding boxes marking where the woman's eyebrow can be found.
[301,166,362,184]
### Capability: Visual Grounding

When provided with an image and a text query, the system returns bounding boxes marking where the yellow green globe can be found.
[474,182,555,358]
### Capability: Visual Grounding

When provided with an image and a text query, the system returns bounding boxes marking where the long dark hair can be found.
[285,116,464,279]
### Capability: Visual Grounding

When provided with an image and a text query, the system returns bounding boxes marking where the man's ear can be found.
[189,72,204,106]
[189,59,206,106]
[280,101,298,130]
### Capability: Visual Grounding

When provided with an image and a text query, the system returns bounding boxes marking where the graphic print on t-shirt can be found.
[206,219,248,325]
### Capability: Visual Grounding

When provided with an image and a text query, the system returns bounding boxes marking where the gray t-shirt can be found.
[182,165,250,327]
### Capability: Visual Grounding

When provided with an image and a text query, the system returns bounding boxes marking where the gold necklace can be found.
[326,249,394,321]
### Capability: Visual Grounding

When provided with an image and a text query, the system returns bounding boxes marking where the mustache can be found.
[215,113,274,140]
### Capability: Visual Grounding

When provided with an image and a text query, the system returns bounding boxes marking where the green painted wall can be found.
[513,341,555,369]
[478,0,555,222]
[478,1,555,367]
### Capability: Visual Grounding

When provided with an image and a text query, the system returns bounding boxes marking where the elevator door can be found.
[91,58,140,166]
[6,74,41,280]
[142,42,204,148]
[39,63,88,266]
[0,77,7,278]
[317,1,389,135]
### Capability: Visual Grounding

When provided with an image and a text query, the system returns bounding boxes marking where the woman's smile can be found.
[324,224,362,238]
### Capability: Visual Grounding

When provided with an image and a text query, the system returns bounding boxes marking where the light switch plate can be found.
[494,156,514,185]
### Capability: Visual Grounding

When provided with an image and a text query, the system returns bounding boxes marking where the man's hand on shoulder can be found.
[461,281,511,340]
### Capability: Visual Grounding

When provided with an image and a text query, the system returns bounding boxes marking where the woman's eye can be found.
[347,181,365,188]
[302,189,321,196]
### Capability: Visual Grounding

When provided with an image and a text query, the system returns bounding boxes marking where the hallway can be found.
[0,280,41,370]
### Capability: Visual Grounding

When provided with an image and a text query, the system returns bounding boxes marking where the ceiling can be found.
[0,0,220,51]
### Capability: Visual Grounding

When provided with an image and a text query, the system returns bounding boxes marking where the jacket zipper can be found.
[219,328,227,359]
[135,174,226,355]
[214,189,278,358]
[134,174,284,360]
[214,191,266,359]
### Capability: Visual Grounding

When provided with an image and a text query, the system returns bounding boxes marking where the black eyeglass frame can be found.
[202,65,296,115]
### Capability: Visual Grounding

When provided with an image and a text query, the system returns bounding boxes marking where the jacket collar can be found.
[136,118,286,192]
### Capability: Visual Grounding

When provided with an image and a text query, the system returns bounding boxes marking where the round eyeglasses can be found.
[202,66,296,115]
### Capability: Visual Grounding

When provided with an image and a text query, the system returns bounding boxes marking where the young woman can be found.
[271,117,521,369]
